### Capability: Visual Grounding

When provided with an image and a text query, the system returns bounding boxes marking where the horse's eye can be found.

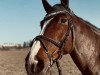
[60,19,67,24]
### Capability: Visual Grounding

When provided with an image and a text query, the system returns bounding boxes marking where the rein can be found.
[34,12,74,75]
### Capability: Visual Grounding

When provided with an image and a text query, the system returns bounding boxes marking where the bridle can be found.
[34,11,74,75]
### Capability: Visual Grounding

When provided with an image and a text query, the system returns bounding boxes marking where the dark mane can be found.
[75,15,100,33]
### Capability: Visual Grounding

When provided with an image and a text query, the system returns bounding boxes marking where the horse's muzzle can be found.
[25,54,44,75]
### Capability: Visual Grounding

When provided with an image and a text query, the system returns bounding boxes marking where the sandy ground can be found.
[0,48,82,75]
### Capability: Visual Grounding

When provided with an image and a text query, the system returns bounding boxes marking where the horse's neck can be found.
[70,16,100,75]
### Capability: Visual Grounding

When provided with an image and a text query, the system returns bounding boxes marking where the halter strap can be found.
[41,10,74,25]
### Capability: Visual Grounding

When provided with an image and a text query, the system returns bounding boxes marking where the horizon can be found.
[0,0,100,44]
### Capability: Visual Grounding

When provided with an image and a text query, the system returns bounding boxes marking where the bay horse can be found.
[25,0,100,75]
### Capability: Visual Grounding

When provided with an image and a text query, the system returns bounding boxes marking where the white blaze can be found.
[29,18,53,64]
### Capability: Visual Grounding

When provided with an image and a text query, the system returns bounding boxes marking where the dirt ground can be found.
[0,48,82,75]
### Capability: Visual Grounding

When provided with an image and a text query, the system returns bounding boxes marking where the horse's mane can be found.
[75,15,100,33]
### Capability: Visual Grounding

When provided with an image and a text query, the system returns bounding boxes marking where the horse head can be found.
[26,0,74,75]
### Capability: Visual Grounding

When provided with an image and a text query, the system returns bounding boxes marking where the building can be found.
[0,43,22,48]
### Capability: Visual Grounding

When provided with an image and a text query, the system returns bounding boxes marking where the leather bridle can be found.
[34,11,74,75]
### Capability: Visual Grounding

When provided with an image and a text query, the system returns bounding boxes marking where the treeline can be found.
[23,40,33,48]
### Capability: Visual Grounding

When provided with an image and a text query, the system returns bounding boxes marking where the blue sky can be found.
[0,0,100,44]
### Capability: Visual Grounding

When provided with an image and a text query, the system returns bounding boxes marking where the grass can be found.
[0,48,81,75]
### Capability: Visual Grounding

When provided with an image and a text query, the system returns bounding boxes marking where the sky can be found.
[0,0,100,44]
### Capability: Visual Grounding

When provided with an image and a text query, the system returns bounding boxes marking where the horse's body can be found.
[25,0,100,75]
[70,16,100,75]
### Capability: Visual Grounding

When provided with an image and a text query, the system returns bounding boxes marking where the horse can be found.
[25,0,100,75]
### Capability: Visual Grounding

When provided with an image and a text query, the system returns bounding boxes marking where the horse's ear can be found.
[60,0,69,8]
[42,0,53,13]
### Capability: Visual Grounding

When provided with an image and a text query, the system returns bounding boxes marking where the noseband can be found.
[34,11,74,75]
